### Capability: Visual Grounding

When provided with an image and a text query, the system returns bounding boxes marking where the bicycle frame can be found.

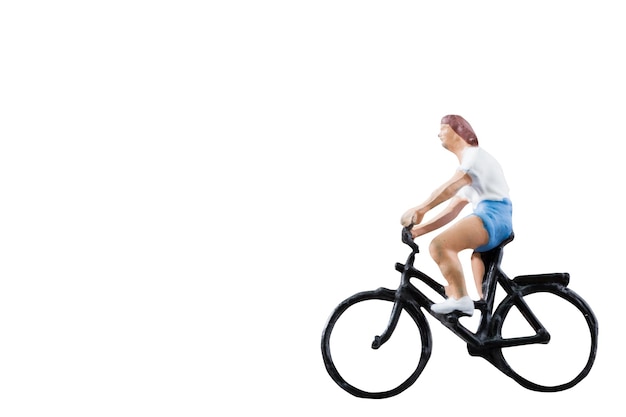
[373,229,570,360]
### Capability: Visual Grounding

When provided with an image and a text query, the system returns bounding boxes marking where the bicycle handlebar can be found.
[402,225,420,253]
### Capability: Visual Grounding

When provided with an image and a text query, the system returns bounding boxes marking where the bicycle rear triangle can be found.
[321,227,598,398]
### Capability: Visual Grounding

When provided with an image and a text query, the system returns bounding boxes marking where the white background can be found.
[1,1,623,415]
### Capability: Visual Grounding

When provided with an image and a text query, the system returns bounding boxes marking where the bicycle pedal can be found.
[445,311,473,320]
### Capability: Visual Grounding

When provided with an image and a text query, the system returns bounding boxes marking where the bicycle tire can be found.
[490,287,598,392]
[321,288,432,398]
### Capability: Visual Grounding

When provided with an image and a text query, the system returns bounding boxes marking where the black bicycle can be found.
[321,227,598,398]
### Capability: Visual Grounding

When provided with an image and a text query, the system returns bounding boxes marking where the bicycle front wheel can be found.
[493,287,598,391]
[321,289,431,398]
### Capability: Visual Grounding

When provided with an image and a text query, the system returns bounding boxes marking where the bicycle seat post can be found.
[477,233,514,315]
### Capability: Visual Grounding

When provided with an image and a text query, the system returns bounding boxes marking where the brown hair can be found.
[441,115,478,146]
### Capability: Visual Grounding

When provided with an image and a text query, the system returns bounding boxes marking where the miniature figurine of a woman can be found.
[401,115,513,315]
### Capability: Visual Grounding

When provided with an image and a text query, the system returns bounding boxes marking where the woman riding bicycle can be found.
[401,115,513,316]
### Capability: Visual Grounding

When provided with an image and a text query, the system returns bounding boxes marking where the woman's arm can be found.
[401,170,472,226]
[410,196,470,238]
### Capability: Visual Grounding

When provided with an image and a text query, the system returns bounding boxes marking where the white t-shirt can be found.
[456,146,510,208]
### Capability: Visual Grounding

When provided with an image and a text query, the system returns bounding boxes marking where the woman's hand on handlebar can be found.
[401,207,424,228]
[409,224,427,239]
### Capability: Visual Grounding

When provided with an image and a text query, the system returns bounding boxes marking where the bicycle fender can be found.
[513,272,569,287]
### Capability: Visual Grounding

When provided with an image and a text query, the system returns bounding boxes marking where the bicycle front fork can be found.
[372,294,404,349]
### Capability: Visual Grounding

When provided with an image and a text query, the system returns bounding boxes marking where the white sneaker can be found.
[431,296,474,316]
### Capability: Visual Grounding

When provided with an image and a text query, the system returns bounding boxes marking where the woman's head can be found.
[440,115,478,146]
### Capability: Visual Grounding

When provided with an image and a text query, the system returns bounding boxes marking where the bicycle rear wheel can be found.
[321,289,431,398]
[492,287,598,391]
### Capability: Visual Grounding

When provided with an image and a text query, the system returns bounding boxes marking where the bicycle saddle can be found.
[480,233,514,269]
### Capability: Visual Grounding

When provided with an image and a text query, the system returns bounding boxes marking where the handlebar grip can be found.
[402,226,419,252]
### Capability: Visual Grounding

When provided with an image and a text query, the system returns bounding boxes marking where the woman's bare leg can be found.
[429,215,488,300]
[471,252,485,299]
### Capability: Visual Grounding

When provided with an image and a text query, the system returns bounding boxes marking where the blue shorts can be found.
[471,199,513,253]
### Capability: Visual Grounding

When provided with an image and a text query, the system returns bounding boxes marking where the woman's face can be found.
[438,124,458,150]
